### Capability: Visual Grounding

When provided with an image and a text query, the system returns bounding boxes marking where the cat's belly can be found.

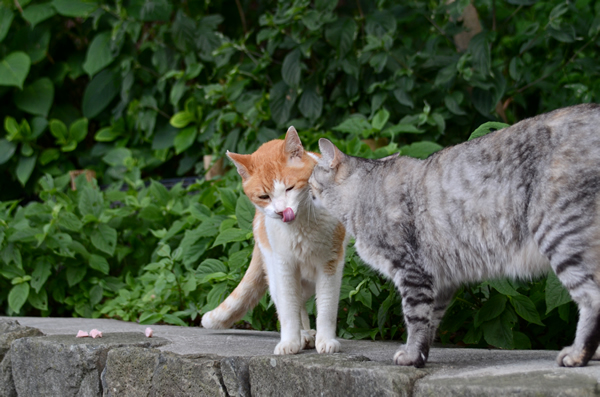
[440,238,551,284]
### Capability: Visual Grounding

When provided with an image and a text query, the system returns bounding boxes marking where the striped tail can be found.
[201,245,268,329]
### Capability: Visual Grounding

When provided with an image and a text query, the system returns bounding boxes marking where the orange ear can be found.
[226,151,252,181]
[284,126,304,160]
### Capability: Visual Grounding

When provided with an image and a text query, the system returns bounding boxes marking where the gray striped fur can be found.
[310,103,600,368]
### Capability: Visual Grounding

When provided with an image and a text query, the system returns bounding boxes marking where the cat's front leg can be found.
[314,262,344,354]
[267,259,304,355]
[393,267,435,368]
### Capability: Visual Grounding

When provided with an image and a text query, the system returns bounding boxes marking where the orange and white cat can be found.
[201,127,348,355]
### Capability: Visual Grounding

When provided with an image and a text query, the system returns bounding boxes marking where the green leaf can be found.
[298,84,323,120]
[218,188,237,213]
[91,224,117,256]
[82,68,121,118]
[235,195,255,231]
[0,52,31,89]
[89,284,103,305]
[29,287,48,311]
[49,119,68,142]
[139,311,163,325]
[393,89,413,108]
[269,81,296,127]
[16,155,37,186]
[28,288,48,310]
[69,118,88,142]
[325,16,357,57]
[474,294,507,327]
[510,294,543,325]
[78,185,103,217]
[197,258,227,277]
[52,0,98,17]
[66,266,87,287]
[0,139,16,165]
[204,282,228,312]
[0,6,14,43]
[487,279,520,296]
[372,109,390,131]
[8,282,29,312]
[282,49,301,87]
[23,3,56,28]
[89,254,110,275]
[83,31,116,77]
[173,126,197,155]
[150,180,170,206]
[102,147,131,166]
[481,312,514,349]
[468,121,510,141]
[545,271,572,314]
[212,228,251,247]
[14,78,54,117]
[31,260,51,293]
[58,211,83,231]
[333,116,372,135]
[400,141,443,159]
[170,111,195,128]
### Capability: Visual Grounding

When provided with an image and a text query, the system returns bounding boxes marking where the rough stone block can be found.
[220,357,251,397]
[102,348,228,397]
[249,353,429,397]
[414,370,600,397]
[10,332,166,397]
[0,319,44,397]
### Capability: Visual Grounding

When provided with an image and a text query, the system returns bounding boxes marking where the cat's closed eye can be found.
[286,186,295,192]
[259,194,270,200]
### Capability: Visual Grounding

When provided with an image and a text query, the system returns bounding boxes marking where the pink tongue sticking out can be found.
[282,207,295,222]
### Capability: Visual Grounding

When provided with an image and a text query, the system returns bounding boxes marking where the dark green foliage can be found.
[0,0,594,349]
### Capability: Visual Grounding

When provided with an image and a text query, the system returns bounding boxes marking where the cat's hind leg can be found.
[429,286,457,345]
[392,264,436,368]
[202,245,267,329]
[541,242,600,366]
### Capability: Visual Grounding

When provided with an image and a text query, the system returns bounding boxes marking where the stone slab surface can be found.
[1,317,600,396]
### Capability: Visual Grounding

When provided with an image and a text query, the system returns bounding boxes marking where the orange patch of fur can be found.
[254,212,271,252]
[324,222,346,275]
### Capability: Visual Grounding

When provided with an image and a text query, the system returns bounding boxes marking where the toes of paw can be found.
[316,339,340,354]
[393,349,425,367]
[274,341,301,355]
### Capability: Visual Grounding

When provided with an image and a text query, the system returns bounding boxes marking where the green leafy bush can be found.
[0,0,594,350]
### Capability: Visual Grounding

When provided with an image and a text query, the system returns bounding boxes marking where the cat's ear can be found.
[284,126,304,160]
[318,138,344,168]
[226,151,251,181]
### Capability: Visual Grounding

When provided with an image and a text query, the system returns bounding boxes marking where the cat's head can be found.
[308,139,351,216]
[226,126,316,223]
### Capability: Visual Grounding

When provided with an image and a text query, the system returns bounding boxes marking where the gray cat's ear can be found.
[226,151,251,181]
[318,138,344,168]
[284,126,304,160]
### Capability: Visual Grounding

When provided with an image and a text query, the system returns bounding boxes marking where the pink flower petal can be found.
[145,327,153,338]
[76,330,89,338]
[89,329,103,338]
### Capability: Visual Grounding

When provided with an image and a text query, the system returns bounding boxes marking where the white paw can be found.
[393,345,426,368]
[274,340,302,355]
[557,345,589,367]
[201,311,220,329]
[301,329,316,349]
[316,338,340,354]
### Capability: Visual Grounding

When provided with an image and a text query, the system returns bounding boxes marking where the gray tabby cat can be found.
[309,103,600,368]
